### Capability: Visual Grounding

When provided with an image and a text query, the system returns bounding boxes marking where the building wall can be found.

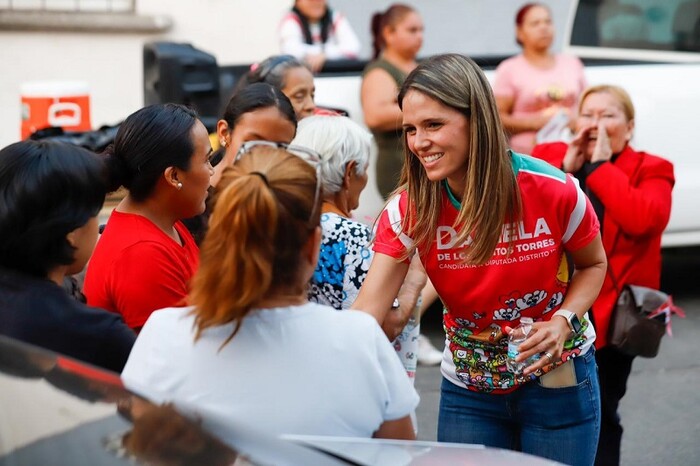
[0,0,289,148]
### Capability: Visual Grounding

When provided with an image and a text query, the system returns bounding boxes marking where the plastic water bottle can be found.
[507,317,539,373]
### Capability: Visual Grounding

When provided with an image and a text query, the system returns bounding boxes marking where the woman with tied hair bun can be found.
[84,103,214,332]
[123,146,418,439]
[232,56,315,122]
[183,83,297,243]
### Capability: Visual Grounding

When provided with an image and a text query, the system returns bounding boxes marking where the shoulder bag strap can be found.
[604,153,645,294]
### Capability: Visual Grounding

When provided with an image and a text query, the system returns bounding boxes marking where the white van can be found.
[313,0,700,248]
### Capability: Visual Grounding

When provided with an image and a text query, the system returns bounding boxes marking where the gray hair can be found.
[245,55,308,90]
[292,116,372,195]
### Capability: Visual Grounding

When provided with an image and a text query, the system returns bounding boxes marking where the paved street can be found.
[414,247,700,465]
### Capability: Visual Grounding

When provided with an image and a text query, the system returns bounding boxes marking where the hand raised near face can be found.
[562,125,592,173]
[591,120,613,163]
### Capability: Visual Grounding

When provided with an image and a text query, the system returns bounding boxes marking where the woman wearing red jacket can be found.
[532,84,675,466]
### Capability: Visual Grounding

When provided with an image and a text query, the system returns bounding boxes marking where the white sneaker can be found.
[417,334,443,366]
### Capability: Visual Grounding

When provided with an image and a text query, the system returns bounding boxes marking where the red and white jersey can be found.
[374,152,599,393]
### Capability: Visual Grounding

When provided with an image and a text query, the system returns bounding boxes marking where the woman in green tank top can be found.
[361,4,424,200]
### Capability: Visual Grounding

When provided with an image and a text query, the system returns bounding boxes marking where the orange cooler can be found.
[20,81,92,139]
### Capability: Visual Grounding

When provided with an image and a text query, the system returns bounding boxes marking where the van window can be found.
[572,0,700,52]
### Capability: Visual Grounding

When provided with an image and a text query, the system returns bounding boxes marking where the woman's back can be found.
[309,212,372,310]
[122,303,418,437]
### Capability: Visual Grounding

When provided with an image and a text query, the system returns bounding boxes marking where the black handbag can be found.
[608,285,682,358]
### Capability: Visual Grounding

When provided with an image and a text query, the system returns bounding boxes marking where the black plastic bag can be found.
[29,124,121,153]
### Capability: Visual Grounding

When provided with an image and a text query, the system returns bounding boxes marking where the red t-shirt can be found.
[374,153,599,393]
[84,211,199,330]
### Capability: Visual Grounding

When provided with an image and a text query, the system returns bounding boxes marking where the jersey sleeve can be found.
[372,193,415,262]
[561,174,600,251]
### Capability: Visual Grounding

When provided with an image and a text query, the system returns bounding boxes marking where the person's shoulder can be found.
[557,53,585,68]
[35,290,131,336]
[391,189,410,204]
[629,148,675,181]
[531,142,568,165]
[101,211,160,244]
[636,149,674,170]
[330,9,347,23]
[496,54,525,71]
[279,10,301,26]
[512,151,567,183]
[380,189,411,219]
[9,277,80,316]
[363,59,381,74]
[324,213,371,233]
[138,306,195,340]
[330,308,381,332]
[146,306,194,327]
[362,59,394,78]
[304,302,377,328]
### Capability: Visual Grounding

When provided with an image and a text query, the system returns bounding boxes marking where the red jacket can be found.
[532,142,675,348]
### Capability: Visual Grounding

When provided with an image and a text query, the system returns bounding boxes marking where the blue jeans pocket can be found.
[528,349,600,426]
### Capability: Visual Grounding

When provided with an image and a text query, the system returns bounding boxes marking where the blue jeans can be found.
[438,349,601,466]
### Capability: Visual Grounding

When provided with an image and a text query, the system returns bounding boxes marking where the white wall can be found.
[0,0,289,148]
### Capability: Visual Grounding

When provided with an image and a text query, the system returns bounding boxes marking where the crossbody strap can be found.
[604,153,645,295]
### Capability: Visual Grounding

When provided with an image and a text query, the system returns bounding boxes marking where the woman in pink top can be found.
[84,104,214,332]
[493,3,587,155]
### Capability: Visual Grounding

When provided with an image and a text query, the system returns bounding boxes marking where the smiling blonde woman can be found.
[353,54,607,466]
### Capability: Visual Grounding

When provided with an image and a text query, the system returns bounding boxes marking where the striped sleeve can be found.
[372,192,415,262]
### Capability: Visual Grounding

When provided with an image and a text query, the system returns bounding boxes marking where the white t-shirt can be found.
[122,303,419,437]
[278,10,361,60]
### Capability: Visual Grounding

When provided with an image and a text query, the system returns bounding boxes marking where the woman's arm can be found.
[383,257,427,341]
[418,276,439,319]
[361,68,404,132]
[587,159,674,237]
[517,234,607,374]
[373,415,416,440]
[352,252,409,326]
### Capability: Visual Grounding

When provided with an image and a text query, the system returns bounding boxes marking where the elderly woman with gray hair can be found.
[292,115,372,309]
[293,115,425,406]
